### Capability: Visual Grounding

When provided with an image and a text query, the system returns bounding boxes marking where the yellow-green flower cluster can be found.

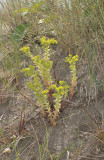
[22,67,51,113]
[22,65,35,76]
[65,54,78,64]
[65,54,78,86]
[49,84,64,114]
[20,46,31,56]
[59,81,70,98]
[49,81,69,113]
[40,37,58,61]
[40,36,58,48]
[31,55,53,87]
[20,43,53,87]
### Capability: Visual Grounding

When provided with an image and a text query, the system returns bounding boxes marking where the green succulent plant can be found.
[20,37,78,125]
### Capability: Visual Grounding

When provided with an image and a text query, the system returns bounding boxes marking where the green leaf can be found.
[11,23,31,43]
[15,8,29,15]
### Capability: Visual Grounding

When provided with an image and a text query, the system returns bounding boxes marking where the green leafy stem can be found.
[20,36,78,125]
